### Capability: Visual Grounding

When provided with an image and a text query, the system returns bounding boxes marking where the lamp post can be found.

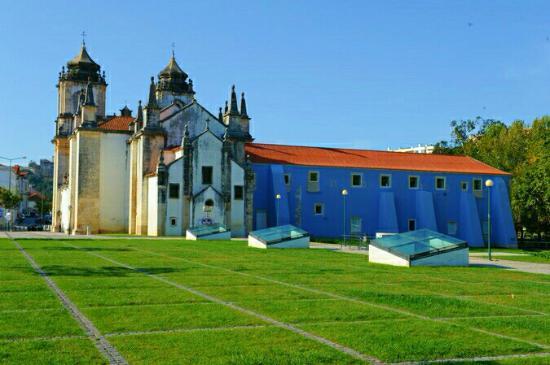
[485,179,494,261]
[341,189,348,246]
[275,194,281,226]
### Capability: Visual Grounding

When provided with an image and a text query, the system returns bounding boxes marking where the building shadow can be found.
[469,263,512,269]
[42,246,131,252]
[40,265,179,277]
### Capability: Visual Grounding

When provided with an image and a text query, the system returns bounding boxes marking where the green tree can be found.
[0,187,21,209]
[510,117,550,239]
[434,116,550,239]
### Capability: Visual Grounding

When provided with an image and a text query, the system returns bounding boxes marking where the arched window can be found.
[71,90,83,113]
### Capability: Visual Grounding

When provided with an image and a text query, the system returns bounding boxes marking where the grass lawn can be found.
[0,237,548,364]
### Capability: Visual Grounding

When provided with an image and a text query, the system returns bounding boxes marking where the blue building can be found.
[247,143,517,248]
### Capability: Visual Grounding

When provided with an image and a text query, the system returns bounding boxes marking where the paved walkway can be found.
[0,231,108,239]
[469,256,550,275]
[470,252,529,257]
[310,242,369,255]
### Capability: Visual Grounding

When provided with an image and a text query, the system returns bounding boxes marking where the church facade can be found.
[51,44,517,247]
[52,44,251,237]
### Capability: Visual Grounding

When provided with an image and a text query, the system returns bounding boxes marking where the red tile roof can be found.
[245,143,510,175]
[98,116,134,131]
[12,165,28,176]
[28,191,46,200]
[165,145,182,152]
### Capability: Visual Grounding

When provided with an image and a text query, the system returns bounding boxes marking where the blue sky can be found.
[1,0,549,162]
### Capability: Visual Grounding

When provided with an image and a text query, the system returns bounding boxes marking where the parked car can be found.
[18,217,44,231]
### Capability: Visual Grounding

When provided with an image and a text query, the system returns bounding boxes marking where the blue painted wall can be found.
[251,163,517,247]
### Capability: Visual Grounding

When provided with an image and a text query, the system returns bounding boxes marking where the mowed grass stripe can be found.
[0,338,109,365]
[59,240,382,364]
[126,243,549,350]
[6,236,128,365]
[109,326,364,365]
[0,240,86,341]
[18,238,549,362]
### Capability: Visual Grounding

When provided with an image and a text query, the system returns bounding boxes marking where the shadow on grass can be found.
[41,265,179,277]
[42,246,131,252]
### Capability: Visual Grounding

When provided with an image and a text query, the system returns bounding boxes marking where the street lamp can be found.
[0,156,26,192]
[341,189,348,246]
[485,179,494,261]
[275,194,281,226]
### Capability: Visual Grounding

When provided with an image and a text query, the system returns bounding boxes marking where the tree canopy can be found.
[0,187,21,210]
[434,116,549,238]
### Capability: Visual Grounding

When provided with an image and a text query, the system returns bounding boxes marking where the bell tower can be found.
[51,40,107,233]
[56,41,107,136]
[155,51,195,108]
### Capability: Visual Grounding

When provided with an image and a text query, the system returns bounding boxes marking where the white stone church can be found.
[52,44,253,236]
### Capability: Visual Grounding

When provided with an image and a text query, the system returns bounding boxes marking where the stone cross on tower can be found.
[81,31,87,46]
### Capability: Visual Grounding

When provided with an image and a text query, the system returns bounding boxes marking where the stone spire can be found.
[182,122,190,146]
[182,122,193,196]
[240,92,249,119]
[83,79,95,106]
[81,79,98,127]
[133,100,143,131]
[218,107,223,122]
[229,85,239,115]
[77,88,85,112]
[136,100,143,122]
[144,78,161,129]
[146,77,159,109]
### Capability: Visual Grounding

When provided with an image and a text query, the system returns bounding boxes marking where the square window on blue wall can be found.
[284,173,291,186]
[351,173,362,187]
[380,174,391,188]
[409,176,419,189]
[314,203,324,215]
[435,176,446,190]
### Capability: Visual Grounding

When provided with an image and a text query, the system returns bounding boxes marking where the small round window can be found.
[203,199,214,213]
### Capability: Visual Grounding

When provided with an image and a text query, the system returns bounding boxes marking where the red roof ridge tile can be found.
[98,115,134,131]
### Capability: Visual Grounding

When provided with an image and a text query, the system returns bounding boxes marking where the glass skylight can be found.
[371,229,467,260]
[249,225,309,246]
[187,224,228,238]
